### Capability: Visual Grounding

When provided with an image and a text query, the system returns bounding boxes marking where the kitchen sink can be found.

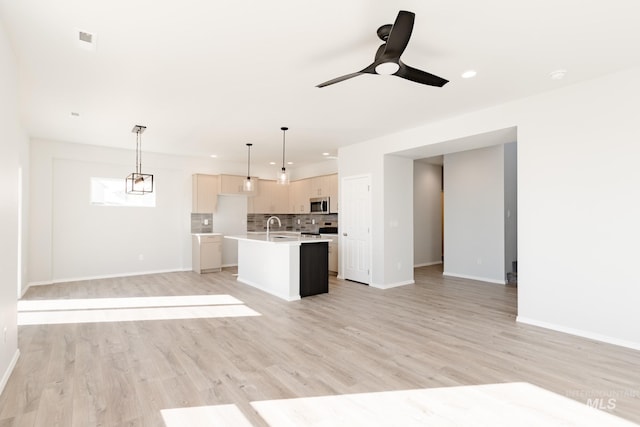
[269,235,298,240]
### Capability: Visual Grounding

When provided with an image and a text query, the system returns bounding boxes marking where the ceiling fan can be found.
[316,10,449,88]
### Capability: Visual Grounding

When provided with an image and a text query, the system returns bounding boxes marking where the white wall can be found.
[443,145,506,284]
[381,155,414,287]
[0,19,27,393]
[50,158,184,281]
[214,195,247,267]
[293,159,338,180]
[339,65,640,349]
[413,162,442,267]
[29,139,255,285]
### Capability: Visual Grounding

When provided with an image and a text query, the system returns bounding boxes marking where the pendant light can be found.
[277,126,290,185]
[125,125,154,194]
[243,143,255,192]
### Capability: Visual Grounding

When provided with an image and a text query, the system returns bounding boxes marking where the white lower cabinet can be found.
[192,234,222,273]
[322,234,338,273]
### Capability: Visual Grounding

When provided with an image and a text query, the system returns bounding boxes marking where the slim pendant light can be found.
[243,143,255,192]
[277,126,290,185]
[125,125,154,194]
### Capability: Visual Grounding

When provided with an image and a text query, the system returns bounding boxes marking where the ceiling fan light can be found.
[375,62,400,75]
[461,70,477,79]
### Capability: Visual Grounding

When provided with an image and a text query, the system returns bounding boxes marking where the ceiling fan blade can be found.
[383,10,415,58]
[316,62,378,88]
[316,72,365,88]
[395,62,449,87]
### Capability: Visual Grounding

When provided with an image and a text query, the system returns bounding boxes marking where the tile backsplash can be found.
[247,213,338,233]
[191,213,213,233]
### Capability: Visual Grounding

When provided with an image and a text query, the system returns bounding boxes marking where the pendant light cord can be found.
[136,130,141,174]
[281,126,288,172]
[246,143,252,179]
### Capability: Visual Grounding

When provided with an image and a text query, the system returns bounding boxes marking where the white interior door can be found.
[341,175,370,284]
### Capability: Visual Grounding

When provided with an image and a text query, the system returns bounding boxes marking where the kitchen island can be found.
[225,233,331,301]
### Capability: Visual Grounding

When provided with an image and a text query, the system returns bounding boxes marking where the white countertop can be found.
[225,233,332,245]
[191,232,222,236]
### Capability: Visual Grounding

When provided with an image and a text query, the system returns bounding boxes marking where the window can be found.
[90,177,156,207]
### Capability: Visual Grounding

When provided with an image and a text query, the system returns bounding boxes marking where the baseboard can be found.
[0,349,20,396]
[370,280,415,290]
[442,271,506,285]
[26,280,53,287]
[20,283,31,297]
[414,261,443,268]
[222,263,238,268]
[517,316,640,351]
[27,268,187,286]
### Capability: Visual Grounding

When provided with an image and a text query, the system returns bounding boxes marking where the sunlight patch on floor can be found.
[249,382,635,426]
[17,294,261,325]
[159,383,636,426]
[161,404,254,427]
[18,304,261,325]
[18,294,243,311]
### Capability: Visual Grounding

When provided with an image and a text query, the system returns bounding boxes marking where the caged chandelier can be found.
[125,125,154,194]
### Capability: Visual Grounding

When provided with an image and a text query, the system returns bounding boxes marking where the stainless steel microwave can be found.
[310,197,330,214]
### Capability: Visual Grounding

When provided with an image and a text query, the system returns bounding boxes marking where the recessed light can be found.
[550,69,567,80]
[209,154,217,158]
[287,161,294,165]
[322,152,330,156]
[269,161,276,165]
[461,70,477,79]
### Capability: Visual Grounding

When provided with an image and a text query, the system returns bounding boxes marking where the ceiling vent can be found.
[76,29,96,51]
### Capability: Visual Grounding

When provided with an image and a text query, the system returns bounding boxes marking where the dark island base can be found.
[299,241,329,297]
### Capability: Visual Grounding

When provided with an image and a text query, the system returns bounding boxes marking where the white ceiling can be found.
[1,0,640,168]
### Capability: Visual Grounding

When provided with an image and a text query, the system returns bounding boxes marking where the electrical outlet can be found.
[204,219,209,225]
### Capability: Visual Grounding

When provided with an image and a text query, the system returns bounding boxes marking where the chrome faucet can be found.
[266,216,281,238]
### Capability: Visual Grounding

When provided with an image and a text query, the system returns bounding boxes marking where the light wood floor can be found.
[1,265,639,426]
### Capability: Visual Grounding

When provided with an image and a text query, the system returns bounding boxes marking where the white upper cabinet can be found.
[218,174,258,196]
[248,179,289,214]
[289,179,311,214]
[308,174,338,212]
[192,174,218,213]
